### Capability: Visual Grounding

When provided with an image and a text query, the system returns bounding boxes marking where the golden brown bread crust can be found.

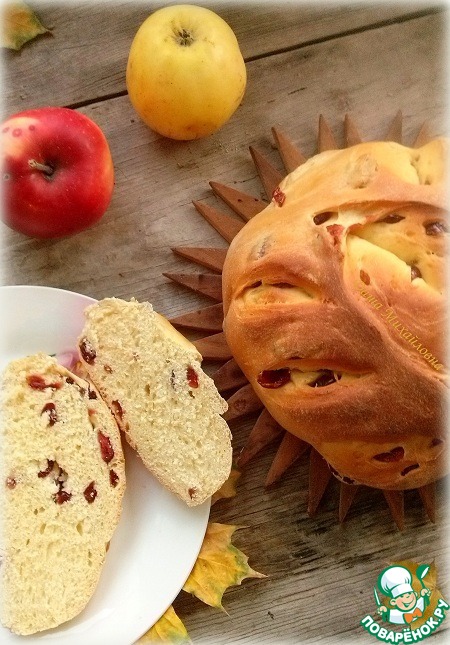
[222,139,448,490]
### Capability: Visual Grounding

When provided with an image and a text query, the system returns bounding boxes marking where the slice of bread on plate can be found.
[77,297,232,506]
[0,353,126,635]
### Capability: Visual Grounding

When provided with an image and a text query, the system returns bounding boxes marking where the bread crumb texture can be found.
[78,298,232,506]
[0,353,125,635]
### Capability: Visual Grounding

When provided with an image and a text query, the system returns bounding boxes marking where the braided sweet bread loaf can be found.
[222,139,448,490]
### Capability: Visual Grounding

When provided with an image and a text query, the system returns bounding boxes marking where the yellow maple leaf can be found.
[182,523,265,610]
[211,468,241,505]
[137,605,191,644]
[138,523,265,642]
[1,1,49,51]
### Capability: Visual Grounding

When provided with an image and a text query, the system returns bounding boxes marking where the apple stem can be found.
[28,159,54,177]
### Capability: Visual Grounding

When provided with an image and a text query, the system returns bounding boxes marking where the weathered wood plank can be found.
[2,13,446,323]
[1,9,448,644]
[181,466,449,644]
[3,2,442,113]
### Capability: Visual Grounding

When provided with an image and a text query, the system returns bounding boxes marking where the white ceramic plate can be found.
[0,285,210,645]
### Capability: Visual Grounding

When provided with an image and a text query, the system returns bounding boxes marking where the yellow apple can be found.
[126,4,247,140]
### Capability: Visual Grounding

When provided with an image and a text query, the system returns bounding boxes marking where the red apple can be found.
[1,107,114,238]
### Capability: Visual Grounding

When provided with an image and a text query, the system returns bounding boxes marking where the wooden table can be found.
[2,2,449,643]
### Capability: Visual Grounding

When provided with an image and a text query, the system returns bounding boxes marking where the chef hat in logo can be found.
[378,565,414,598]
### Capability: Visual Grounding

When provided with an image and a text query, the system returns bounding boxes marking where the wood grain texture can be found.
[1,4,449,644]
[2,13,447,320]
[3,2,438,113]
[169,302,224,332]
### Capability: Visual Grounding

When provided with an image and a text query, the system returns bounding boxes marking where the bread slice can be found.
[0,353,126,635]
[77,297,232,506]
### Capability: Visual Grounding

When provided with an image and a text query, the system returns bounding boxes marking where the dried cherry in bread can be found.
[78,298,232,506]
[222,139,448,490]
[0,353,126,635]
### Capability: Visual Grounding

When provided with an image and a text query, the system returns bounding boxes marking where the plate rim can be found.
[0,284,211,644]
